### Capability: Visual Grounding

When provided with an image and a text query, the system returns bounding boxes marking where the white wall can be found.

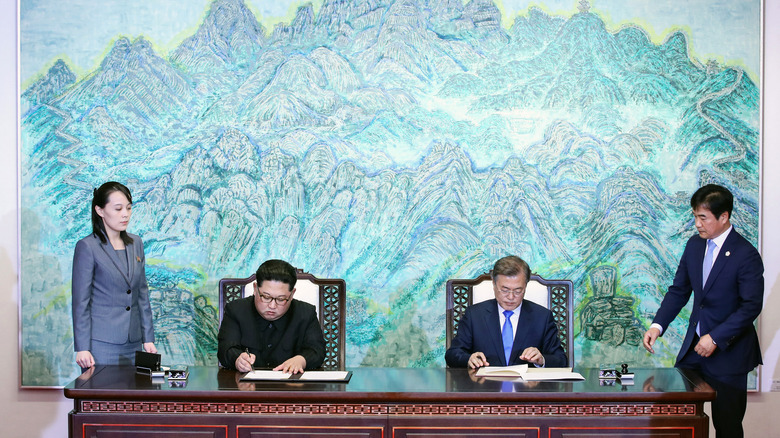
[1,2,778,436]
[747,1,780,434]
[1,2,73,436]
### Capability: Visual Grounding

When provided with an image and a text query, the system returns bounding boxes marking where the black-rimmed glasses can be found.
[255,293,291,305]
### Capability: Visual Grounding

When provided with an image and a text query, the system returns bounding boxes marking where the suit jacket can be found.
[72,233,155,351]
[217,297,326,370]
[653,228,764,375]
[445,298,568,368]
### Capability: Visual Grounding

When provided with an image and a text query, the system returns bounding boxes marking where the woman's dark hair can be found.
[92,181,134,245]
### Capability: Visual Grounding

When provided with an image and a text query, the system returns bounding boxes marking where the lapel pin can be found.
[136,256,141,262]
[725,251,730,257]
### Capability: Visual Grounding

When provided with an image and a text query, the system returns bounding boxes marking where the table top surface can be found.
[64,366,714,404]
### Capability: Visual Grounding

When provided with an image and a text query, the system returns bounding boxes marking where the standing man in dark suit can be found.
[445,255,567,369]
[643,184,764,438]
[218,259,325,374]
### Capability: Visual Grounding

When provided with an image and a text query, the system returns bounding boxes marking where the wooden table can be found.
[64,366,714,438]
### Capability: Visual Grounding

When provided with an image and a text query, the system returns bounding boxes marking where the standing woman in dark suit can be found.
[72,182,157,369]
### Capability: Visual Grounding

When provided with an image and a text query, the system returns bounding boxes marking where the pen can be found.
[244,347,255,371]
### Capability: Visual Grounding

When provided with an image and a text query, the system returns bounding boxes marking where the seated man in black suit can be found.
[445,255,567,368]
[218,259,325,373]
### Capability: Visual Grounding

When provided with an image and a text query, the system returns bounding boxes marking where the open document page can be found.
[241,370,352,382]
[475,365,584,381]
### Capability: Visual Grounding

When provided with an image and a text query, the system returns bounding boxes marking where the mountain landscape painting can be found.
[20,0,761,386]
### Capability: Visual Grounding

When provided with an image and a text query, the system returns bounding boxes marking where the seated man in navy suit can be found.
[445,256,567,369]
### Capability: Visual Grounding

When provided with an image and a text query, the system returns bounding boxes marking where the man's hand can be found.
[694,334,717,357]
[468,352,489,369]
[143,342,157,354]
[643,327,661,354]
[519,347,545,366]
[274,355,306,374]
[235,351,256,373]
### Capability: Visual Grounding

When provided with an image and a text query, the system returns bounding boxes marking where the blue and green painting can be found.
[20,0,760,386]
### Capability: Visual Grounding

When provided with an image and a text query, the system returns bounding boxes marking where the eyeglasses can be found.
[498,288,525,297]
[255,293,291,305]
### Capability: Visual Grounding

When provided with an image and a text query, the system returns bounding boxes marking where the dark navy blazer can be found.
[653,228,763,375]
[445,298,567,368]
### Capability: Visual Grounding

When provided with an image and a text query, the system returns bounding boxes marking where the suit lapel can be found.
[703,230,738,294]
[690,237,707,292]
[126,240,137,285]
[99,239,132,287]
[482,301,505,365]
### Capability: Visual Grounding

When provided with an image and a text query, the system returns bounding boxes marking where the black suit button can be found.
[267,344,272,348]
[127,290,131,294]
[126,306,131,311]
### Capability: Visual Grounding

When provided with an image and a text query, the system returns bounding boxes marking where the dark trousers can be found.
[677,337,748,438]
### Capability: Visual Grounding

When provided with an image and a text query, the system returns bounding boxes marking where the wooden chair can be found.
[446,272,574,366]
[219,270,346,370]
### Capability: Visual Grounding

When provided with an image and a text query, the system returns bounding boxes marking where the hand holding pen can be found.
[235,347,256,373]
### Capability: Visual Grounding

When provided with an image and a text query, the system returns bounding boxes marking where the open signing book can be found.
[475,365,584,381]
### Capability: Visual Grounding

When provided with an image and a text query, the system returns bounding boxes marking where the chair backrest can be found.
[219,270,346,370]
[446,272,574,366]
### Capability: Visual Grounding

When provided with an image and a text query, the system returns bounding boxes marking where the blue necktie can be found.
[502,310,514,365]
[702,239,716,288]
